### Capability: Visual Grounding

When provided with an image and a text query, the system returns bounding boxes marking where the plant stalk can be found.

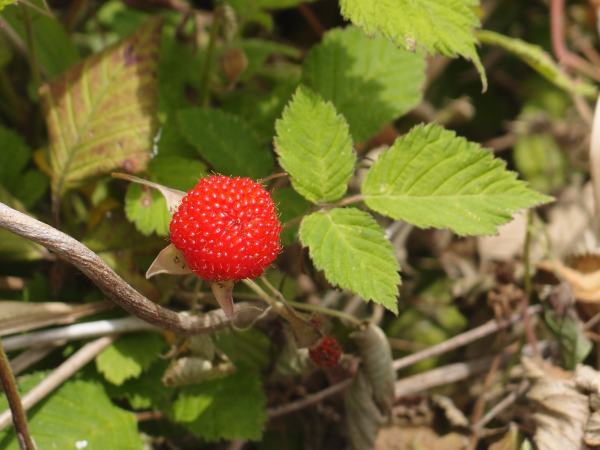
[198,9,222,108]
[19,3,43,89]
[0,342,36,449]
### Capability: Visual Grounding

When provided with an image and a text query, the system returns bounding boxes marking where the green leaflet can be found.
[178,108,273,180]
[96,332,165,386]
[362,123,553,236]
[300,208,400,313]
[42,17,163,202]
[0,377,142,449]
[172,368,267,441]
[477,30,597,99]
[275,86,354,203]
[303,26,425,143]
[339,0,486,90]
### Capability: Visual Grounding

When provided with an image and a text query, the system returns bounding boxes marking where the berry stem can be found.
[285,300,362,327]
[259,276,362,326]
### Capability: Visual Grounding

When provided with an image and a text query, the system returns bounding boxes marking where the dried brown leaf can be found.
[524,357,589,450]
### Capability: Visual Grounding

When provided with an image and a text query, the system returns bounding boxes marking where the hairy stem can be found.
[0,342,36,449]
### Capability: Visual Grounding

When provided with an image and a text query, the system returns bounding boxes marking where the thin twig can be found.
[298,3,325,38]
[395,341,548,398]
[0,202,254,336]
[392,304,543,371]
[472,380,530,431]
[522,211,540,359]
[10,342,65,375]
[0,336,117,431]
[1,317,157,352]
[0,342,36,449]
[267,378,353,419]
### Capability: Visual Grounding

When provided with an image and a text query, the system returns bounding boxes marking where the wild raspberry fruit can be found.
[309,335,342,368]
[169,176,281,282]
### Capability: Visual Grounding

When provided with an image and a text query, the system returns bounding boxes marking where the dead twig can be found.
[0,202,255,336]
[392,304,543,371]
[472,380,530,431]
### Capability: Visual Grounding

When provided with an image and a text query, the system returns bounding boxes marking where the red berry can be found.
[169,176,281,282]
[309,335,342,368]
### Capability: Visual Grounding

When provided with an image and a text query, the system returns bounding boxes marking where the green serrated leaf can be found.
[42,16,163,202]
[302,26,426,143]
[271,187,309,244]
[1,0,80,77]
[213,328,272,372]
[96,332,165,386]
[237,39,301,82]
[275,86,354,203]
[0,378,142,449]
[221,72,300,141]
[178,108,273,179]
[339,0,486,90]
[0,125,48,207]
[105,359,175,410]
[83,210,165,253]
[172,368,267,441]
[300,208,400,313]
[124,156,206,236]
[477,30,597,99]
[362,123,553,236]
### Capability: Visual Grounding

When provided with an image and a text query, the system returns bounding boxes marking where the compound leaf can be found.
[178,108,273,179]
[172,368,267,441]
[362,123,553,236]
[96,332,165,386]
[302,26,425,143]
[41,16,163,203]
[339,0,486,90]
[300,208,400,313]
[275,86,354,203]
[0,377,142,449]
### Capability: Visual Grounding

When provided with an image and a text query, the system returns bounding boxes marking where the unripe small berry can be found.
[219,47,248,82]
[169,176,281,282]
[309,335,342,368]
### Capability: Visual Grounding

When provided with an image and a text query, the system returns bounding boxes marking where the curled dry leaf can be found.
[162,358,236,387]
[524,357,589,450]
[345,368,387,450]
[351,323,396,414]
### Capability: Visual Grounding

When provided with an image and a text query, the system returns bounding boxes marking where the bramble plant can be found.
[0,0,591,448]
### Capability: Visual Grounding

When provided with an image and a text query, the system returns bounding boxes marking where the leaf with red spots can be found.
[40,16,164,206]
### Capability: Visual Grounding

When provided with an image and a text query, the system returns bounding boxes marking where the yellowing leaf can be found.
[41,16,163,205]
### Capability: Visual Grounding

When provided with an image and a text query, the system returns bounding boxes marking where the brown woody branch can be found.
[0,202,256,336]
